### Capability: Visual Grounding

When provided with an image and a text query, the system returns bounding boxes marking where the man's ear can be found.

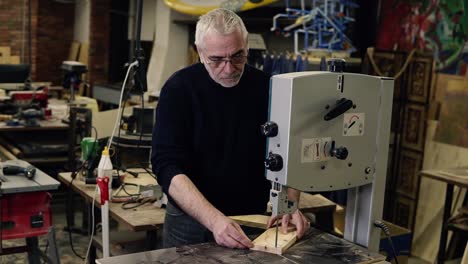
[196,45,204,64]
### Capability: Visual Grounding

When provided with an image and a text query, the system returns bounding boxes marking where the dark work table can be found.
[97,227,387,264]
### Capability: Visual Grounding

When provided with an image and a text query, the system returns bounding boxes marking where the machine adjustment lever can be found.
[265,153,283,171]
[324,98,353,121]
[261,121,278,137]
[330,146,348,160]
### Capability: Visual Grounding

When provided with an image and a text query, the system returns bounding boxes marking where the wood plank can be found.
[229,215,269,229]
[68,41,80,61]
[412,120,468,262]
[0,46,11,58]
[251,227,297,255]
[78,42,89,66]
[298,192,336,213]
[462,244,468,264]
[9,56,20,64]
[58,170,165,232]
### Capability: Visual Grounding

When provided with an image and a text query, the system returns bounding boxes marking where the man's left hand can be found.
[267,210,310,238]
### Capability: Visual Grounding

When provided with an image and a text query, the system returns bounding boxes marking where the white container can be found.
[97,146,113,199]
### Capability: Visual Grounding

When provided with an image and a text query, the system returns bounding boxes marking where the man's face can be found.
[198,30,248,88]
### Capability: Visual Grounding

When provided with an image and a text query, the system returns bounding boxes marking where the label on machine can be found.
[343,113,365,136]
[301,137,332,163]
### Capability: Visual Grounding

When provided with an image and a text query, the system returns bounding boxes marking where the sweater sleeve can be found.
[151,73,192,195]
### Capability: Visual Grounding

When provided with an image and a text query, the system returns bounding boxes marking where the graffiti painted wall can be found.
[376,0,467,75]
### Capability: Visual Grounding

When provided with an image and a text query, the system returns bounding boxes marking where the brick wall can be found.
[36,1,74,84]
[0,1,28,62]
[89,0,111,85]
[1,0,111,86]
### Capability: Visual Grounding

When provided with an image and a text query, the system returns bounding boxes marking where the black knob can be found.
[265,153,283,171]
[261,121,278,137]
[330,146,348,160]
[327,58,346,72]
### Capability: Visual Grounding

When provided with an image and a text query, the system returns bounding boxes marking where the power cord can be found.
[84,186,97,264]
[82,60,139,263]
[374,220,399,264]
[67,172,85,260]
[65,126,98,260]
[0,181,3,255]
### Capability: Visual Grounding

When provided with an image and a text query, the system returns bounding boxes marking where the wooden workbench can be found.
[0,119,70,166]
[59,169,336,233]
[419,168,468,264]
[58,170,165,232]
[96,227,386,264]
[60,169,339,262]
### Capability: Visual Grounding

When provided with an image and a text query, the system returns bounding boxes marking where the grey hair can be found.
[195,8,248,49]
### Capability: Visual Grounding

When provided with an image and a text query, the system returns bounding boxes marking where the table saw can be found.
[0,159,60,262]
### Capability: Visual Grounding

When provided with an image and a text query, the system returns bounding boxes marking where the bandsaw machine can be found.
[262,63,394,252]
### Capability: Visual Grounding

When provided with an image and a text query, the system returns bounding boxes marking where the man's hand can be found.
[267,209,310,238]
[211,215,254,249]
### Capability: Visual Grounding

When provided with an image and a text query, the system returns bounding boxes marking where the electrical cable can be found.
[374,220,399,264]
[114,85,133,173]
[136,93,144,149]
[107,60,139,151]
[42,240,49,262]
[81,62,138,262]
[66,174,85,260]
[65,126,98,260]
[84,186,97,264]
[140,164,156,179]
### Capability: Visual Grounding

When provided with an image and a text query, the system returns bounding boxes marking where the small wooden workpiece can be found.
[251,227,297,255]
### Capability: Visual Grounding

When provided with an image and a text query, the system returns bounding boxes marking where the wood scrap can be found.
[68,41,80,61]
[229,215,269,229]
[251,227,297,255]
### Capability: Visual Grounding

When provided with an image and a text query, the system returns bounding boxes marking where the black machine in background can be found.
[0,64,31,84]
[61,61,87,102]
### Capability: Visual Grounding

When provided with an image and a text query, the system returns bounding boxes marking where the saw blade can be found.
[275,219,279,247]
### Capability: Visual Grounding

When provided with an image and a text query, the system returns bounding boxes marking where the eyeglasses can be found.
[205,53,248,68]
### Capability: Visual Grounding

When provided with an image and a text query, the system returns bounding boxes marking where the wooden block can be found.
[0,46,11,58]
[462,244,468,264]
[9,56,20,64]
[69,41,81,61]
[229,215,269,229]
[298,193,336,213]
[78,42,89,66]
[251,227,297,255]
[229,214,297,231]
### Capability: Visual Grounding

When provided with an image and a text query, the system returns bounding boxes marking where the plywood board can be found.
[412,120,468,262]
[433,73,465,102]
[433,79,468,147]
[9,56,20,64]
[69,41,80,61]
[0,46,11,58]
[78,42,89,66]
[251,227,297,255]
[229,215,269,229]
[462,244,468,264]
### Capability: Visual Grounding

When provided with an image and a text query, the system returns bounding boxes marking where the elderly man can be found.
[151,8,309,249]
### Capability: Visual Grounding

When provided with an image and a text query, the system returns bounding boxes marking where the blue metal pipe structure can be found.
[271,0,358,54]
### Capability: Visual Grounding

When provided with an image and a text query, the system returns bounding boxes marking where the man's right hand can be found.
[211,215,254,249]
[169,175,254,249]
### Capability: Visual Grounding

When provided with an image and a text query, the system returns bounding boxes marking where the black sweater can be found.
[151,63,271,216]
